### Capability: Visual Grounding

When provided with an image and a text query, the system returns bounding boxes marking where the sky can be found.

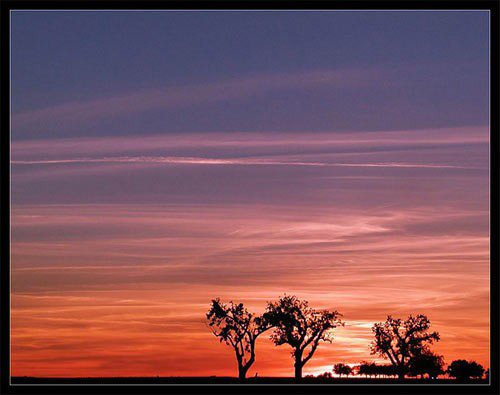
[10,10,490,378]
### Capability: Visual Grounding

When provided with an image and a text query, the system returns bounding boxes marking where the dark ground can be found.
[10,377,488,385]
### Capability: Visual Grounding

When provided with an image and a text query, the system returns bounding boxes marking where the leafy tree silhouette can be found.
[264,295,342,380]
[447,360,485,381]
[357,361,375,378]
[333,363,353,378]
[206,298,270,381]
[377,364,399,378]
[371,314,440,379]
[356,362,397,378]
[408,351,445,379]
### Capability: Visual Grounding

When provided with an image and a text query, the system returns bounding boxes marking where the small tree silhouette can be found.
[447,360,485,381]
[264,295,342,380]
[378,364,399,378]
[357,361,376,377]
[333,363,353,378]
[371,314,440,379]
[357,362,398,378]
[206,298,270,381]
[408,352,445,379]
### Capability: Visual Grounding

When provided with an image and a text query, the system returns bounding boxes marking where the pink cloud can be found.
[11,126,489,159]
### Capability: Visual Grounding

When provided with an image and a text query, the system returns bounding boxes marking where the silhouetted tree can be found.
[371,314,440,379]
[408,352,445,379]
[362,363,398,378]
[357,363,398,378]
[265,295,342,380]
[380,364,399,378]
[357,361,376,377]
[207,298,270,381]
[333,363,353,378]
[447,360,485,381]
[357,362,367,377]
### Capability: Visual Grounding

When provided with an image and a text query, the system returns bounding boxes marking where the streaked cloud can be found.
[11,126,488,159]
[12,68,379,128]
[11,155,476,169]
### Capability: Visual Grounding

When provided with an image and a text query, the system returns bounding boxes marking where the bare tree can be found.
[265,295,342,380]
[207,298,270,381]
[371,314,440,379]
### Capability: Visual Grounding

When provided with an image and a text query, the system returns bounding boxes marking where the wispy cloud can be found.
[11,126,489,159]
[11,155,476,169]
[12,68,380,128]
[11,126,488,178]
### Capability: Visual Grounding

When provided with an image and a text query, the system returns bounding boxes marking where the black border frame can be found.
[1,1,498,393]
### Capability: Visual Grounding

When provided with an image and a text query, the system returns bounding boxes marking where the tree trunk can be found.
[294,363,303,381]
[294,349,303,381]
[238,364,248,381]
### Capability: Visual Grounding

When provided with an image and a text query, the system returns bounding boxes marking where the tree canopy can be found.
[357,362,398,378]
[333,363,353,377]
[408,351,445,379]
[264,295,342,379]
[447,360,485,380]
[206,298,270,380]
[371,314,440,378]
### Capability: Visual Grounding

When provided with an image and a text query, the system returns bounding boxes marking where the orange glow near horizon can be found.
[10,198,490,377]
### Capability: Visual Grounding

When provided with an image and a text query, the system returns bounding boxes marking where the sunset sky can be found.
[10,11,490,378]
